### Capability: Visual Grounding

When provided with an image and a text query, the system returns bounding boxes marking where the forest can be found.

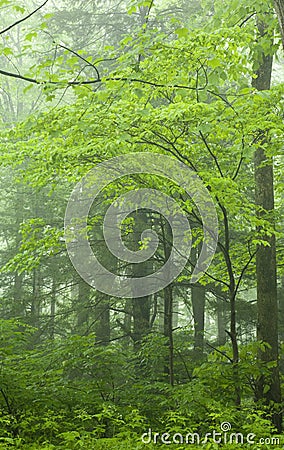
[0,0,284,448]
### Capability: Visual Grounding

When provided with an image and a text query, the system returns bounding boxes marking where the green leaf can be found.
[175,27,189,38]
[263,385,270,394]
[25,32,38,42]
[13,5,25,13]
[2,47,13,56]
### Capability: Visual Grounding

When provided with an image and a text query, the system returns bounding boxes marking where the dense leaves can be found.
[0,0,283,448]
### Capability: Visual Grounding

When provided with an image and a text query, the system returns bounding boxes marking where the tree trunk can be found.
[50,275,56,340]
[31,267,40,327]
[76,279,91,332]
[13,272,24,317]
[13,187,24,317]
[274,0,284,49]
[131,211,151,348]
[229,290,241,407]
[252,18,282,432]
[191,246,206,358]
[217,299,227,346]
[161,219,174,386]
[163,284,174,386]
[191,285,206,358]
[94,294,110,344]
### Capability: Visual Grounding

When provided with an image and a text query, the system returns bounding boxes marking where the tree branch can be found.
[206,341,233,363]
[0,0,49,36]
[56,42,101,81]
[199,130,224,177]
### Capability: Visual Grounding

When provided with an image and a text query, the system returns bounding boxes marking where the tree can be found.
[274,0,284,48]
[0,0,284,446]
[252,17,282,432]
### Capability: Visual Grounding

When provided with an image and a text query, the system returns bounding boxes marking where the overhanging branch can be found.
[0,0,49,36]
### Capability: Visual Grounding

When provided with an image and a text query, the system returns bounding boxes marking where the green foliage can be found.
[0,0,283,448]
[0,319,280,447]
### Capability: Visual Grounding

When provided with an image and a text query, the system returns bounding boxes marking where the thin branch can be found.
[176,348,192,381]
[56,42,101,81]
[0,68,210,91]
[199,130,224,177]
[234,249,257,295]
[206,341,233,363]
[238,12,257,28]
[0,69,41,84]
[232,155,244,181]
[0,0,49,36]
[0,388,13,415]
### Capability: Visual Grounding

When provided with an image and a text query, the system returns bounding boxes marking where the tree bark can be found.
[76,279,91,332]
[161,218,175,386]
[131,211,151,348]
[163,284,174,386]
[94,294,110,344]
[191,247,206,358]
[252,18,282,432]
[274,0,284,49]
[217,299,227,346]
[50,275,56,340]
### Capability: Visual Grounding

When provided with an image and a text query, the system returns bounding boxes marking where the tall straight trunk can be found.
[163,284,174,386]
[94,293,110,344]
[253,19,281,432]
[229,289,241,407]
[161,218,175,386]
[50,275,56,340]
[123,299,132,346]
[13,186,24,317]
[93,244,113,344]
[31,267,40,327]
[217,300,227,346]
[13,272,24,317]
[131,211,151,348]
[219,202,240,405]
[191,246,206,358]
[76,279,91,332]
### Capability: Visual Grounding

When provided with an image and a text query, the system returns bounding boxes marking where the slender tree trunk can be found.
[76,279,91,332]
[13,187,24,317]
[163,284,174,386]
[217,300,227,346]
[50,275,56,340]
[123,299,132,346]
[229,290,241,407]
[161,218,175,386]
[252,19,282,432]
[31,267,40,327]
[131,211,151,348]
[94,294,110,344]
[191,246,206,358]
[191,285,206,355]
[219,203,240,406]
[132,293,151,347]
[13,272,24,317]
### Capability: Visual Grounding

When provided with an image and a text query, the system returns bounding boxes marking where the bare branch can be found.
[56,42,101,81]
[0,0,49,36]
[199,130,224,177]
[206,341,233,363]
[0,69,40,84]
